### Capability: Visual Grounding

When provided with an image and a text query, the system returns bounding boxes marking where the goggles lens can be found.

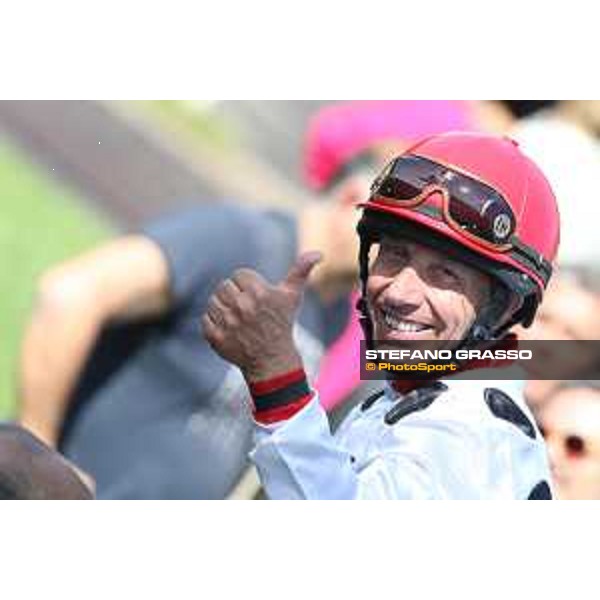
[371,155,517,246]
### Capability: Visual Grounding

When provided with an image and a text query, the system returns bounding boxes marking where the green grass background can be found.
[0,137,110,418]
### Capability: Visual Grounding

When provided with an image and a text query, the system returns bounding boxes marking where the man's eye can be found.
[437,265,461,282]
[385,245,409,260]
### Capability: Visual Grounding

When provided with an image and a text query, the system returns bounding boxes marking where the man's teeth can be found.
[383,311,429,332]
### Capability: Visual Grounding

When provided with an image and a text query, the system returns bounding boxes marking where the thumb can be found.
[281,251,323,293]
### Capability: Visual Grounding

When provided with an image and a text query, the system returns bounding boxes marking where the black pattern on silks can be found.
[484,388,536,439]
[527,481,552,500]
[360,389,386,412]
[384,382,448,425]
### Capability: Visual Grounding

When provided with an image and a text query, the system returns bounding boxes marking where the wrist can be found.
[242,347,303,384]
[247,366,314,425]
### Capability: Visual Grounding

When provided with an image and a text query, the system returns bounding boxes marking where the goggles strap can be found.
[403,203,551,286]
[511,239,552,286]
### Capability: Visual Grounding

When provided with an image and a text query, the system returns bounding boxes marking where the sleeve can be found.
[250,393,489,500]
[250,396,360,499]
[142,204,260,304]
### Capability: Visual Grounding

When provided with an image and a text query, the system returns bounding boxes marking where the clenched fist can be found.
[202,251,323,382]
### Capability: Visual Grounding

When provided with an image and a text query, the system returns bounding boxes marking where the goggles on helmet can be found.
[368,154,552,286]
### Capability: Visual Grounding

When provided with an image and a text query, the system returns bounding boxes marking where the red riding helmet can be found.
[357,132,561,345]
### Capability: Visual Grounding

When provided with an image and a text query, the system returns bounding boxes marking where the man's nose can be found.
[387,266,427,304]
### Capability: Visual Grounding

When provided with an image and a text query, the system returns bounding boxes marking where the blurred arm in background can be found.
[18,236,171,447]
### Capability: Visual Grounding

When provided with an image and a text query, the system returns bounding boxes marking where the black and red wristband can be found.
[248,368,314,425]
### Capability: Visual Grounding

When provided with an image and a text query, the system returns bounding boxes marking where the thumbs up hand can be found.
[202,252,322,382]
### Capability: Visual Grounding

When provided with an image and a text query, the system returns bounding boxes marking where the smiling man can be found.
[368,237,491,344]
[203,132,561,499]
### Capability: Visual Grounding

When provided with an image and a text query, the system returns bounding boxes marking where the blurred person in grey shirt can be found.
[18,102,484,498]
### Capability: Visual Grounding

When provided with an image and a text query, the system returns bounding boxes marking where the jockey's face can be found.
[367,237,490,348]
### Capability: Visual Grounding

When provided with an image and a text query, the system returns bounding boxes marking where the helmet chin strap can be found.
[357,236,375,350]
[454,283,513,351]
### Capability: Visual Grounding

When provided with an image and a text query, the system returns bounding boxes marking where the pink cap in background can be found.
[303,100,480,191]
